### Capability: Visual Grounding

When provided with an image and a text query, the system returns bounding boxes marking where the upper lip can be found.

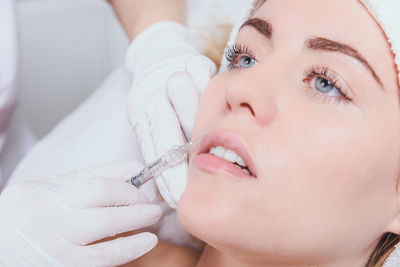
[197,129,257,177]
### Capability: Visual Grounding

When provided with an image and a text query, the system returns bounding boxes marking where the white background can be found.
[16,0,246,138]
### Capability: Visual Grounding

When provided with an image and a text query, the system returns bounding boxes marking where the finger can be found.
[136,97,186,207]
[157,162,188,208]
[127,95,186,205]
[146,95,186,158]
[129,118,177,203]
[185,56,216,93]
[126,94,148,126]
[83,232,158,267]
[147,98,187,205]
[134,120,159,164]
[62,178,149,208]
[54,162,145,183]
[167,72,200,139]
[75,204,161,245]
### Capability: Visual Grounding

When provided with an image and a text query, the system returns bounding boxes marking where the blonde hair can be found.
[196,23,233,69]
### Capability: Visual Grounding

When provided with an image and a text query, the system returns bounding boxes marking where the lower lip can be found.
[193,153,254,179]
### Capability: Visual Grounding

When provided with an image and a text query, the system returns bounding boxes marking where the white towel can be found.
[360,0,400,87]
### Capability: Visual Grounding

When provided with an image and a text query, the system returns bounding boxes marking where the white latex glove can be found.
[126,22,216,208]
[0,162,162,267]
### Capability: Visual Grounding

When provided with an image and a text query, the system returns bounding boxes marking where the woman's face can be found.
[178,0,400,265]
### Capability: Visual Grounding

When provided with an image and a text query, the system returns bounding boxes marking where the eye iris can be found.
[315,77,334,93]
[238,56,255,68]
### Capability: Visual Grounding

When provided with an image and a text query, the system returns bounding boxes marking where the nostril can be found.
[225,102,232,112]
[240,103,255,116]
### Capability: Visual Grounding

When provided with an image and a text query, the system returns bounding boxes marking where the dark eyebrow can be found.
[305,37,383,89]
[240,18,272,39]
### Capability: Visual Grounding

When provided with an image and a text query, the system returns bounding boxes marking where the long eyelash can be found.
[225,43,256,70]
[303,65,353,103]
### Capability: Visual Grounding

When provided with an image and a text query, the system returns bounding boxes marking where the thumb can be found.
[167,72,200,140]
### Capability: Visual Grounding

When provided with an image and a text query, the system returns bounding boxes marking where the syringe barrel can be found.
[130,144,190,187]
[160,145,188,165]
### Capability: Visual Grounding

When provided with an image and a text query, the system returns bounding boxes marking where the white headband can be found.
[219,0,400,265]
[220,0,265,72]
[360,0,400,88]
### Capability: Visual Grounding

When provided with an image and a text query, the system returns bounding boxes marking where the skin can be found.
[108,0,186,41]
[176,0,400,266]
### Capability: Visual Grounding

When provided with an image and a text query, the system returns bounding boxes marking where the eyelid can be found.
[225,43,258,70]
[226,44,356,105]
[303,65,355,103]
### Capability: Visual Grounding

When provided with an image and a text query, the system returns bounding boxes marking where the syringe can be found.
[128,136,202,187]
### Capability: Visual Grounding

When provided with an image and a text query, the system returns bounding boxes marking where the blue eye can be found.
[225,44,258,71]
[304,66,353,104]
[238,56,256,69]
[314,77,343,97]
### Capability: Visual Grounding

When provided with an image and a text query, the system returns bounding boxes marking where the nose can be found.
[225,70,278,127]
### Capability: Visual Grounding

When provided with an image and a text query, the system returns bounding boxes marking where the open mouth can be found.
[195,129,257,178]
[208,146,253,176]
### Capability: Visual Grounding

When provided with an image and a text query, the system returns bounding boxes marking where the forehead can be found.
[254,0,375,39]
[249,0,397,93]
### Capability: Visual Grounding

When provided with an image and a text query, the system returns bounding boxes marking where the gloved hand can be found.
[0,162,162,267]
[125,22,216,208]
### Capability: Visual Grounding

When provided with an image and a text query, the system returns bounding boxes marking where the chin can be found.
[177,167,258,252]
[177,173,220,243]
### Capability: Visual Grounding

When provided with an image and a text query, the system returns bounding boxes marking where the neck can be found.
[195,245,372,267]
[195,245,255,267]
[195,245,287,267]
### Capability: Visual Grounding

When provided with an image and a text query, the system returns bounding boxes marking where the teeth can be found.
[224,149,236,162]
[214,146,224,157]
[236,157,246,167]
[208,145,248,168]
[210,147,216,154]
[242,169,250,174]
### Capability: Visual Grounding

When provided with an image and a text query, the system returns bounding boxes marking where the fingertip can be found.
[125,232,158,260]
[139,232,158,249]
[84,232,159,266]
[126,232,159,261]
[147,204,163,221]
[131,204,163,226]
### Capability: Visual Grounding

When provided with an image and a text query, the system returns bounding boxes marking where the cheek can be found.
[191,77,226,139]
[259,112,400,253]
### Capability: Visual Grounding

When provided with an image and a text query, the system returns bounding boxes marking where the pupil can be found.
[315,77,334,93]
[321,79,329,87]
[238,56,256,68]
